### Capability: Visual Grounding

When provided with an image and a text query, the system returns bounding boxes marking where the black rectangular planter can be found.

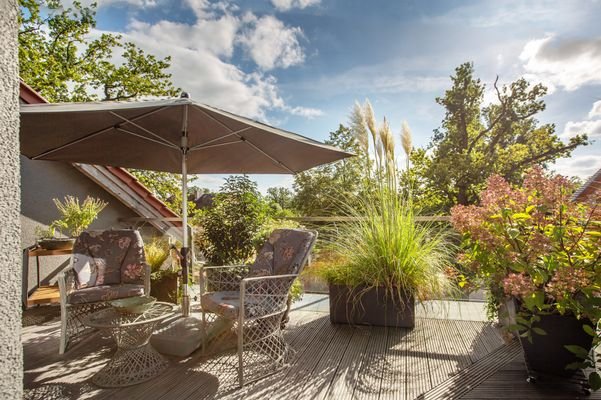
[329,284,415,328]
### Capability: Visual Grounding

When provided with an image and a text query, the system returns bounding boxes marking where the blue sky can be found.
[89,0,601,192]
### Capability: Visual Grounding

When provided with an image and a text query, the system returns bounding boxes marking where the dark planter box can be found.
[329,284,415,328]
[510,305,594,377]
[38,238,75,251]
[151,274,179,303]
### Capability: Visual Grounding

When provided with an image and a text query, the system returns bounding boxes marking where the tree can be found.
[266,187,295,210]
[293,124,366,215]
[19,0,188,214]
[197,176,268,265]
[19,0,179,102]
[129,170,198,216]
[411,62,588,211]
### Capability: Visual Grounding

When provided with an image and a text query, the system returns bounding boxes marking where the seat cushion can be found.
[250,229,316,276]
[67,284,145,305]
[201,291,240,319]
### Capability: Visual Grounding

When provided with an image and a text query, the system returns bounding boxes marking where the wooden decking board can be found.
[460,354,601,399]
[324,327,371,399]
[353,326,388,400]
[424,319,459,387]
[423,340,521,399]
[296,324,355,400]
[404,319,432,399]
[24,302,596,400]
[379,325,408,400]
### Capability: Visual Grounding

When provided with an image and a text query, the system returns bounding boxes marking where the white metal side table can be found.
[84,301,176,387]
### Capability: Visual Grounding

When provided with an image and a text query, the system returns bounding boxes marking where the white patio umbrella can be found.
[20,94,353,315]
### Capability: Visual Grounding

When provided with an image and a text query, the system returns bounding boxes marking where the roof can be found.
[19,81,182,236]
[572,167,601,202]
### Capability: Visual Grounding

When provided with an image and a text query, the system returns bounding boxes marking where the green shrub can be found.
[51,195,107,237]
[197,176,268,265]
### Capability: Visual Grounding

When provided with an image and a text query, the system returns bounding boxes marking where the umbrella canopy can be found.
[20,97,352,173]
[20,96,353,315]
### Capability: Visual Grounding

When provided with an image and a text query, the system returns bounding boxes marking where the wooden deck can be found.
[23,296,599,399]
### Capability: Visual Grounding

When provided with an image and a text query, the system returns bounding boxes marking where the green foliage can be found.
[411,62,589,212]
[144,238,170,273]
[197,176,268,265]
[451,167,601,322]
[320,102,458,305]
[51,195,107,237]
[293,124,366,216]
[266,187,295,211]
[19,0,179,102]
[129,170,197,217]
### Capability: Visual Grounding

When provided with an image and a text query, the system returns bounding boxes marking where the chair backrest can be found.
[72,229,146,289]
[249,229,317,277]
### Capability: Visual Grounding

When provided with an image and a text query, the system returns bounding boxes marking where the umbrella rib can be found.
[195,106,295,173]
[31,106,171,159]
[188,127,252,151]
[109,111,179,149]
[32,125,115,159]
[117,127,180,149]
[189,140,243,151]
[242,138,295,174]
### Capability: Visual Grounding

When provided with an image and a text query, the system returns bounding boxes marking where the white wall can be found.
[0,0,23,397]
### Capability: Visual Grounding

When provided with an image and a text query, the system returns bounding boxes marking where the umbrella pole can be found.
[181,150,190,316]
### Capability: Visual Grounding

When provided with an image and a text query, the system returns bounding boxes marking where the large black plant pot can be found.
[517,312,594,377]
[329,284,415,328]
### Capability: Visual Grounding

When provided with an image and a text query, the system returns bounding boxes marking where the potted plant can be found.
[36,195,107,250]
[318,102,457,328]
[146,238,180,303]
[451,167,601,386]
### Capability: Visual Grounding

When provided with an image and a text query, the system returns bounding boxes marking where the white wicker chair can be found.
[200,229,317,387]
[58,230,151,354]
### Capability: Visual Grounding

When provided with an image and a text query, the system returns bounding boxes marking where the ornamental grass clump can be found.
[321,101,457,308]
[451,167,601,325]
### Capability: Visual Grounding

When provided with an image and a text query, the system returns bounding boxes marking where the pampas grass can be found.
[321,101,457,308]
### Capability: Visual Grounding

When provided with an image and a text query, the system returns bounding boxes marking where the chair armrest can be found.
[58,268,77,304]
[202,265,250,292]
[144,264,151,295]
[239,274,297,319]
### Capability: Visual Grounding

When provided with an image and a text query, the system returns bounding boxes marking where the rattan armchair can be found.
[200,229,317,387]
[58,230,150,354]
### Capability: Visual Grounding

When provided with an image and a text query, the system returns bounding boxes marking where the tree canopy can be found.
[411,62,589,211]
[293,124,366,216]
[19,0,178,102]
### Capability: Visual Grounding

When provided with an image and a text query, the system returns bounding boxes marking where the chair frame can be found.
[200,230,317,387]
[58,263,150,354]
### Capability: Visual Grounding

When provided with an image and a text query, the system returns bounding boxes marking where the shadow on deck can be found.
[22,296,598,399]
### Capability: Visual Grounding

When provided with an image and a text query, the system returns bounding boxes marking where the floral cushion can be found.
[67,284,144,305]
[72,230,146,288]
[201,291,240,319]
[249,229,316,277]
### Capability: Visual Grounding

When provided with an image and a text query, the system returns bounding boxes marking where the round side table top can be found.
[84,301,176,329]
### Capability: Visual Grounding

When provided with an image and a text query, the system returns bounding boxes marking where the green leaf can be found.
[590,372,601,391]
[507,227,520,239]
[565,345,589,359]
[583,324,596,337]
[512,213,532,220]
[532,327,547,336]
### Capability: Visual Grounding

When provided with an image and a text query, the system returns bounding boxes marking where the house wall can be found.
[21,156,162,297]
[0,0,23,397]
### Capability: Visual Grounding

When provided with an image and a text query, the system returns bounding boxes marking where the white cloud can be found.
[271,0,320,12]
[589,100,601,119]
[239,15,305,70]
[91,2,319,120]
[562,119,601,139]
[552,154,601,179]
[520,35,601,91]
